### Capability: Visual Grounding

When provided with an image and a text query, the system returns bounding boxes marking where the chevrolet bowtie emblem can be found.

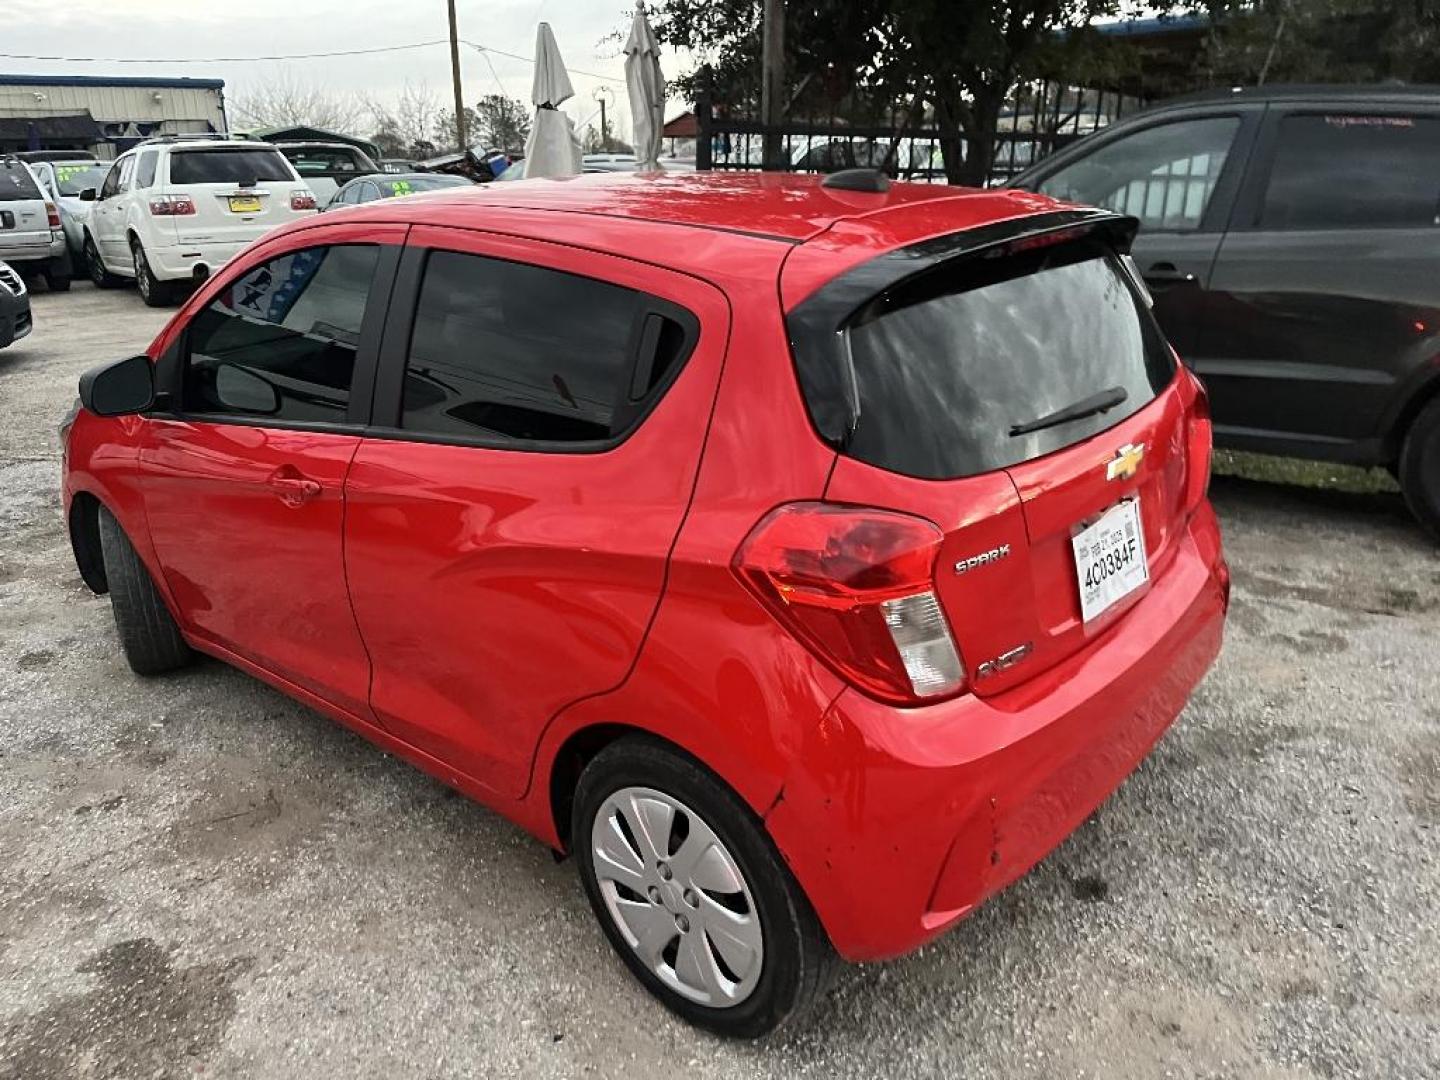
[1106,443,1145,481]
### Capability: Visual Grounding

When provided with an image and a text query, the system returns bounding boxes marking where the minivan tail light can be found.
[733,502,967,703]
[290,191,317,211]
[148,194,195,216]
[45,201,61,229]
[1183,366,1213,511]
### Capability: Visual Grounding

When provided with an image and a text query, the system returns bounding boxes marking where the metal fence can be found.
[694,81,1145,186]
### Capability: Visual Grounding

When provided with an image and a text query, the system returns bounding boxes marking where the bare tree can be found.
[230,67,366,133]
[362,81,443,157]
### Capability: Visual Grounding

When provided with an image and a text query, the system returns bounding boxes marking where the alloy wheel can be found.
[133,245,151,301]
[590,786,764,1007]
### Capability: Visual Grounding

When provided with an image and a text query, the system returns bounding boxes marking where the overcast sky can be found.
[4,0,696,139]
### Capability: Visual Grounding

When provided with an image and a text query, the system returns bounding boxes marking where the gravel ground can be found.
[2,282,1438,1079]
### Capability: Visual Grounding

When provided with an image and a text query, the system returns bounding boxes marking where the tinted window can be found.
[1260,114,1440,230]
[135,151,158,189]
[283,148,367,173]
[184,245,379,423]
[837,243,1174,480]
[117,156,136,192]
[0,161,42,201]
[402,251,684,444]
[52,162,108,196]
[375,175,469,197]
[169,149,292,185]
[99,162,123,199]
[1039,117,1240,231]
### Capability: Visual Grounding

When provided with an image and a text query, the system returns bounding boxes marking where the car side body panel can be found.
[342,223,740,798]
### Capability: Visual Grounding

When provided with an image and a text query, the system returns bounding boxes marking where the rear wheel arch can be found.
[547,723,777,856]
[68,491,108,594]
[1387,369,1440,466]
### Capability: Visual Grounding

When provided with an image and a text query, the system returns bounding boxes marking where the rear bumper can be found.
[766,502,1228,961]
[146,240,252,281]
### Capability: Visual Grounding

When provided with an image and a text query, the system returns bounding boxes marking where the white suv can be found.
[82,138,318,306]
[0,156,71,291]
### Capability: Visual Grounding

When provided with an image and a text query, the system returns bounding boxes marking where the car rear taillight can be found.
[733,502,966,704]
[45,202,61,229]
[290,191,317,211]
[148,195,196,216]
[1183,366,1213,511]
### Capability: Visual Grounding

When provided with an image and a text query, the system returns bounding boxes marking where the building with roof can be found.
[0,75,227,158]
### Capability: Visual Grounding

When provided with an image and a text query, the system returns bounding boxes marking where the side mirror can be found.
[213,364,280,415]
[78,355,154,417]
[79,188,97,202]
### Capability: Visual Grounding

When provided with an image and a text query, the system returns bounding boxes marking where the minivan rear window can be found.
[168,149,292,185]
[823,240,1174,480]
[0,162,42,201]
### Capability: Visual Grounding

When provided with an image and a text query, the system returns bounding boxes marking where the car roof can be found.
[276,142,368,152]
[1156,82,1440,108]
[370,170,1038,242]
[271,171,1078,304]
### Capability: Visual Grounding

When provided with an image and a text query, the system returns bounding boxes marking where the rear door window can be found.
[1038,117,1241,231]
[826,240,1174,480]
[168,149,293,185]
[1259,113,1440,230]
[183,244,380,423]
[400,250,692,445]
[135,151,158,189]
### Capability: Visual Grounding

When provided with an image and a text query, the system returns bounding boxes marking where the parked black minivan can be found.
[1011,84,1440,537]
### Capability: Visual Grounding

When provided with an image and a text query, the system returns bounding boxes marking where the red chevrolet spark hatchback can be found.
[62,170,1227,1037]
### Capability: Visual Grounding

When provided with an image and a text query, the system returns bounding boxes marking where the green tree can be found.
[432,107,481,154]
[474,94,533,151]
[653,0,1149,185]
[1200,0,1440,85]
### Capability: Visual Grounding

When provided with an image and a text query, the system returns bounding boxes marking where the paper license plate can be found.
[1071,498,1149,622]
[228,195,262,213]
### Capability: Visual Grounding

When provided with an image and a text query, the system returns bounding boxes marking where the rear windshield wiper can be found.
[1009,385,1128,438]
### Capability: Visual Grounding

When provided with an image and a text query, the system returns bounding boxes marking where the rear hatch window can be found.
[52,162,108,196]
[842,238,1174,480]
[797,224,1194,698]
[0,162,42,201]
[168,149,293,186]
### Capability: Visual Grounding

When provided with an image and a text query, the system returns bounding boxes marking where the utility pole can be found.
[760,0,784,170]
[592,86,613,153]
[447,0,467,152]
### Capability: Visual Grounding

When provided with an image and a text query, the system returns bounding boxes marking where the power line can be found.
[0,41,451,64]
[0,38,629,84]
[461,42,625,84]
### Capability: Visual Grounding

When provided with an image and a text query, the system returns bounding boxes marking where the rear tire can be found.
[84,235,123,289]
[96,507,193,676]
[132,239,179,307]
[1399,397,1440,541]
[572,737,836,1038]
[43,269,71,293]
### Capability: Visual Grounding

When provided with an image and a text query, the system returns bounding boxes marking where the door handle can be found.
[1144,262,1198,288]
[267,473,322,507]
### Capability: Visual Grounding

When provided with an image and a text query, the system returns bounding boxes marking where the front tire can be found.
[1399,397,1440,541]
[97,507,193,676]
[573,737,835,1038]
[132,239,178,307]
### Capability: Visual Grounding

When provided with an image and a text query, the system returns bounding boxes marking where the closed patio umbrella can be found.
[523,22,582,178]
[624,2,665,171]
